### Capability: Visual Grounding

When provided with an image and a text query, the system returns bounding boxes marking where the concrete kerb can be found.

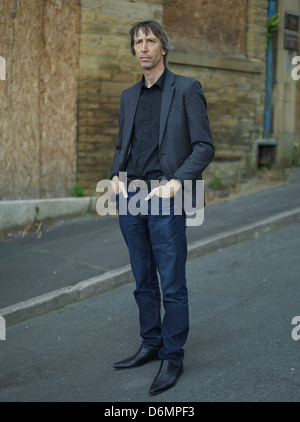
[0,197,97,234]
[0,265,134,327]
[1,206,300,327]
[188,206,300,259]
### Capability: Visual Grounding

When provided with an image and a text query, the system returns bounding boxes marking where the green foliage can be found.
[71,183,84,198]
[265,12,282,49]
[208,173,224,190]
[291,143,300,167]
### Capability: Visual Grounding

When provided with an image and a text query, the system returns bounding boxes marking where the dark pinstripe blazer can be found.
[111,68,214,208]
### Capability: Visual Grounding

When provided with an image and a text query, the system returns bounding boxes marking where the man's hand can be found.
[111,175,128,198]
[145,179,181,201]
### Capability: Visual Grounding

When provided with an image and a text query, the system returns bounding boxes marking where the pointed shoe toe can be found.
[113,346,159,370]
[149,360,183,395]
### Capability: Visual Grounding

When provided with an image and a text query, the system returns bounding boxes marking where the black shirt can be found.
[126,68,167,180]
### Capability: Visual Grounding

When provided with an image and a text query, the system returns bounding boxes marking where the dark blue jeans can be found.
[118,190,188,366]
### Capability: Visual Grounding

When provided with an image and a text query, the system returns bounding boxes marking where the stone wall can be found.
[0,0,80,200]
[164,0,247,57]
[77,0,163,194]
[165,0,268,180]
[167,53,265,180]
[272,0,300,159]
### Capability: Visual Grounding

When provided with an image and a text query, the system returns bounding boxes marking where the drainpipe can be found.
[258,0,278,168]
[263,0,277,139]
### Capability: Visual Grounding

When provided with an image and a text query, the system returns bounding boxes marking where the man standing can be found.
[111,20,214,395]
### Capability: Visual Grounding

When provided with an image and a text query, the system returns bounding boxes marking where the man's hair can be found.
[130,20,169,66]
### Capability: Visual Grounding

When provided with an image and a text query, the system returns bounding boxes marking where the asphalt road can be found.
[1,169,300,311]
[1,220,300,403]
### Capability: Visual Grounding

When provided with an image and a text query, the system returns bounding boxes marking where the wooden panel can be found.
[0,0,80,200]
[39,0,80,198]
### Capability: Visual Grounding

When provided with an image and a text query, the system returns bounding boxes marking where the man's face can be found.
[134,28,166,71]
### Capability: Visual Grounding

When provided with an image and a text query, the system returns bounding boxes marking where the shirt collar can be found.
[142,67,167,90]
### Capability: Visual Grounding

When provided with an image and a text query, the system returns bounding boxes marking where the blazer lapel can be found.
[123,81,142,147]
[159,70,175,146]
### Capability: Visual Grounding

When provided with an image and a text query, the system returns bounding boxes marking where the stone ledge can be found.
[169,50,265,74]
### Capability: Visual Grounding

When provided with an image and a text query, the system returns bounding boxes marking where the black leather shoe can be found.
[149,360,183,395]
[113,346,159,369]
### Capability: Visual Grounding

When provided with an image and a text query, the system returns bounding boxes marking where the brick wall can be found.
[164,0,247,57]
[165,0,268,181]
[272,0,300,158]
[77,0,163,195]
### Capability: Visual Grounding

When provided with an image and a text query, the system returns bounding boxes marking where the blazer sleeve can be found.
[110,92,125,179]
[172,80,214,183]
